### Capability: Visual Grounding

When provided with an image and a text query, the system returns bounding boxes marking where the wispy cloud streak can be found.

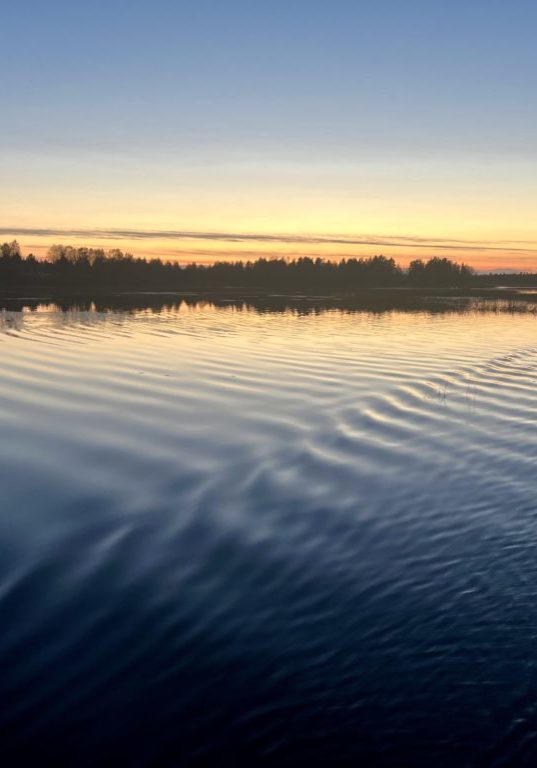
[2,227,537,255]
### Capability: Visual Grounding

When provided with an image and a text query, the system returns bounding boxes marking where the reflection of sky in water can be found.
[1,302,537,764]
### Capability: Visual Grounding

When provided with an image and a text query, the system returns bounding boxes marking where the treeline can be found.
[0,239,522,293]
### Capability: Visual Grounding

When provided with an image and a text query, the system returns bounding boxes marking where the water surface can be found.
[1,297,537,765]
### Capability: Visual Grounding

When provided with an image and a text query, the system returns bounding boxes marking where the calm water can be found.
[1,297,537,765]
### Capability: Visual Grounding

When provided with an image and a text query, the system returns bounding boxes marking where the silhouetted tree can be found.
[0,241,507,294]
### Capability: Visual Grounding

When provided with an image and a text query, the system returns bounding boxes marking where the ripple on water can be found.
[1,302,537,764]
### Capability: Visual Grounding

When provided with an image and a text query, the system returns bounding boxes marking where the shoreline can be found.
[1,285,537,302]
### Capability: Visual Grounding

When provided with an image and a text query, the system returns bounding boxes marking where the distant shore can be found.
[3,243,537,312]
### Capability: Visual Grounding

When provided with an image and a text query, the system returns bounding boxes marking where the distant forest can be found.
[1,241,536,293]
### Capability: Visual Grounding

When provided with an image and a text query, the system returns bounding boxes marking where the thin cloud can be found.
[2,227,537,255]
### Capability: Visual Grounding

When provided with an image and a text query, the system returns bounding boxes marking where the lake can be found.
[1,296,537,765]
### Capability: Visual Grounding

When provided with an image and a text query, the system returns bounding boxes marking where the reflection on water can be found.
[2,290,537,317]
[1,296,537,765]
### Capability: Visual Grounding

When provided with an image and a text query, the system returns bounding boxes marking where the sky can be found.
[1,0,537,270]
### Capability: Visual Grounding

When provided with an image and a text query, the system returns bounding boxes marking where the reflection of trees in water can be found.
[0,310,25,333]
[0,293,536,332]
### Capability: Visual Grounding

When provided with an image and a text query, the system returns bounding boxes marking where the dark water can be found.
[2,297,537,766]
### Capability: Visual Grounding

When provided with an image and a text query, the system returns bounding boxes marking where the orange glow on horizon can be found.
[8,231,537,273]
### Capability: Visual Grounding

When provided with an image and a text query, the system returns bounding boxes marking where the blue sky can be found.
[2,1,537,267]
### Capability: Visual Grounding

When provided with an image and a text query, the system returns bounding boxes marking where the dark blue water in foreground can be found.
[2,297,537,766]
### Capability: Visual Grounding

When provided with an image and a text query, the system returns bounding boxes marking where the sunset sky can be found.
[2,0,537,270]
